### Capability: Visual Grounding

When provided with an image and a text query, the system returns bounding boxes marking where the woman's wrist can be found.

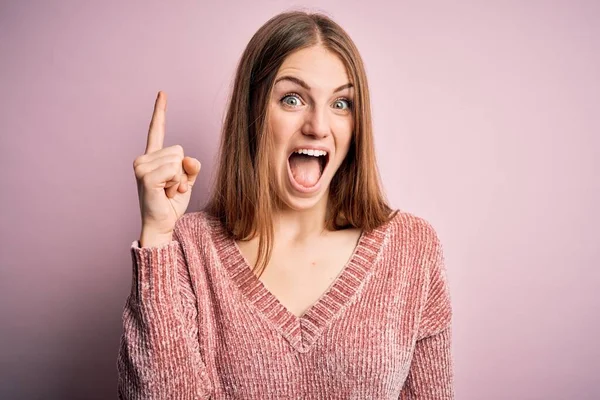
[139,229,174,248]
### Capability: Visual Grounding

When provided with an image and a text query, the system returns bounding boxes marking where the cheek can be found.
[334,120,354,153]
[268,110,294,167]
[269,107,299,144]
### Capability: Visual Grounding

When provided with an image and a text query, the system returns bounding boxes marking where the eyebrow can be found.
[274,75,354,93]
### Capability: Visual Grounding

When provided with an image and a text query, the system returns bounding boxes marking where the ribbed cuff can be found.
[129,240,180,304]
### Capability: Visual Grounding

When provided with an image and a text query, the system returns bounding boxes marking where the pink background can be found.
[1,1,599,398]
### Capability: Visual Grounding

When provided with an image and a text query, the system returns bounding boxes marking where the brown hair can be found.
[205,10,395,277]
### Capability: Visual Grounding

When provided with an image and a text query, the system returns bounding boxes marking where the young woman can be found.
[118,11,454,399]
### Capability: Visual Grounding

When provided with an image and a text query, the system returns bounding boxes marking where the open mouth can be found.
[287,148,330,190]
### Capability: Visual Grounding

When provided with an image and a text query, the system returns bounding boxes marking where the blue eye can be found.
[281,93,302,107]
[333,98,353,110]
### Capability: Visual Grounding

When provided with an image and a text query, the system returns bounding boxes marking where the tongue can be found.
[289,154,321,187]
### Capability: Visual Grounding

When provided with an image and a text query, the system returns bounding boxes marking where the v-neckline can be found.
[206,214,388,353]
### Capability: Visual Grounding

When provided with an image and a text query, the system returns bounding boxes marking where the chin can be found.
[276,185,330,212]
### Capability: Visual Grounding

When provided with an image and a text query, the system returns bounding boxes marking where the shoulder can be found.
[376,209,446,274]
[384,209,443,249]
[172,211,222,244]
[384,211,453,334]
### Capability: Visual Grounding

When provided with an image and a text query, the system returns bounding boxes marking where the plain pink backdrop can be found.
[1,1,598,399]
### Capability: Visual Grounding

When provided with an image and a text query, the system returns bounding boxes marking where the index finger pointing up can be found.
[145,91,167,154]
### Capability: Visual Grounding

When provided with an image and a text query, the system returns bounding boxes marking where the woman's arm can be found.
[399,226,455,399]
[117,228,213,399]
[399,327,454,399]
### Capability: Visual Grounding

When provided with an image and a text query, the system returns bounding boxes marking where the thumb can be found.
[182,157,201,186]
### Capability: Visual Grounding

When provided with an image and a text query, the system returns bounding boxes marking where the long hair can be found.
[205,10,395,277]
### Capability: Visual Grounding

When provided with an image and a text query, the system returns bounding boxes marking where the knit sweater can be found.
[117,210,454,399]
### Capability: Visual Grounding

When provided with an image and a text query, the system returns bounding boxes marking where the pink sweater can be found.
[117,210,454,399]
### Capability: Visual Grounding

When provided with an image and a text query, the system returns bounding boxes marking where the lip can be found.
[287,145,331,194]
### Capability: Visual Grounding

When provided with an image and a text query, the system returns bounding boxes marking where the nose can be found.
[301,106,330,139]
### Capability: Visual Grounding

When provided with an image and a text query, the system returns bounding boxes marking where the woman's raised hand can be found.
[134,91,201,244]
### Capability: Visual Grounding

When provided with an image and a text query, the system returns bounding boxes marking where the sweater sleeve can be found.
[399,228,455,399]
[117,229,213,399]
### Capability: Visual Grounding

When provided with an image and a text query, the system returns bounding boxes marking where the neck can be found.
[272,194,329,243]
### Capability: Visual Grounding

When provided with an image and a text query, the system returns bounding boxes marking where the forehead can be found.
[275,46,350,90]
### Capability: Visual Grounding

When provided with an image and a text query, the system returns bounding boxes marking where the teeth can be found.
[294,149,328,157]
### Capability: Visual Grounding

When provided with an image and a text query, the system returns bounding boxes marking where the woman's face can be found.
[268,45,354,212]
